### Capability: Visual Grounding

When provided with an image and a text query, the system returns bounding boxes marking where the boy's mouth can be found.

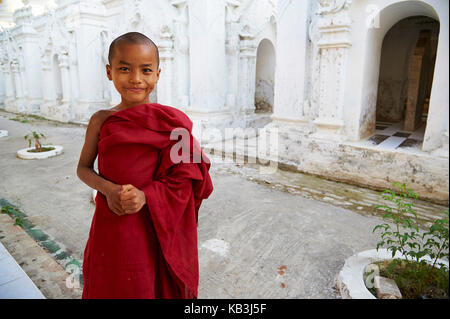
[126,88,145,93]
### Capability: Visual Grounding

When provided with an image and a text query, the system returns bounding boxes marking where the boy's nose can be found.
[129,71,142,83]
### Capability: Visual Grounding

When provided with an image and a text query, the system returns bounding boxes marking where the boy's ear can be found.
[106,64,112,81]
[156,68,161,80]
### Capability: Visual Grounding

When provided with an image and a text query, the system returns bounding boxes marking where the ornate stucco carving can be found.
[311,0,353,139]
[159,24,174,58]
[40,11,71,58]
[317,0,352,15]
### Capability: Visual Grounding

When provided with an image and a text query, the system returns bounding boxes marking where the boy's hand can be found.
[119,184,146,214]
[104,184,127,216]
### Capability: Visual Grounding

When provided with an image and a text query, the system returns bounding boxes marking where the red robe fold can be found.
[82,103,213,299]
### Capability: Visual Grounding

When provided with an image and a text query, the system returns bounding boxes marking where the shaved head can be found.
[108,32,159,68]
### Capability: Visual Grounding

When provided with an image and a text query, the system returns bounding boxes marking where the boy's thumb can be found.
[121,184,132,193]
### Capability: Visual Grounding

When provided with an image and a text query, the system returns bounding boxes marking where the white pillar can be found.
[54,52,71,123]
[58,52,71,104]
[422,1,449,151]
[1,60,15,112]
[11,60,23,99]
[226,21,240,115]
[225,0,240,117]
[311,0,352,141]
[67,2,105,122]
[172,1,190,110]
[40,51,55,117]
[11,59,25,113]
[157,26,174,106]
[188,0,226,112]
[13,4,42,114]
[239,25,257,115]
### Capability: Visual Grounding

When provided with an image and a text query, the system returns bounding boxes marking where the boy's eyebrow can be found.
[118,60,152,67]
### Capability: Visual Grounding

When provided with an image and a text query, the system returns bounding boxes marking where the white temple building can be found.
[0,0,448,204]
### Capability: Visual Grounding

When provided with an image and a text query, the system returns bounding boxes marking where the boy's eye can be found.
[119,67,129,71]
[143,68,152,73]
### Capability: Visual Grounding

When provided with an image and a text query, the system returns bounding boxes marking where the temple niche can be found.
[255,38,275,114]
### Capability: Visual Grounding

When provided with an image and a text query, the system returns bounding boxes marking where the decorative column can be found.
[225,0,241,118]
[172,0,190,110]
[1,59,15,112]
[14,4,43,114]
[238,25,257,115]
[157,25,174,106]
[312,0,352,141]
[66,0,106,122]
[68,31,80,106]
[40,48,56,118]
[58,52,71,104]
[11,59,25,113]
[51,51,71,122]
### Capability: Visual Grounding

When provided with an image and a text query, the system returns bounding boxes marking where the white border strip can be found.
[335,248,449,299]
[17,145,63,160]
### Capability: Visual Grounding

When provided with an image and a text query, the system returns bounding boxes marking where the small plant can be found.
[372,182,449,298]
[1,203,25,227]
[372,182,422,261]
[422,209,449,269]
[11,115,29,123]
[23,131,54,152]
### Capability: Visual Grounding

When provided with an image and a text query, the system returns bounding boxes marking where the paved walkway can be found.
[0,110,448,298]
[0,240,44,299]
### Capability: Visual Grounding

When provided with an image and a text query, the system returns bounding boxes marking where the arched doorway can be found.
[373,16,439,149]
[254,39,275,114]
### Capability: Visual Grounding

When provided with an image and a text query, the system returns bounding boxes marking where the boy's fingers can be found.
[120,193,135,202]
[120,185,134,199]
[120,202,131,210]
[121,184,134,192]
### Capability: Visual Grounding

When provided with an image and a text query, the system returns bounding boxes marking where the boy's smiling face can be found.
[106,42,161,107]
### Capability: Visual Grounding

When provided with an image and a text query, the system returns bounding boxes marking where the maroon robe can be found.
[82,103,213,299]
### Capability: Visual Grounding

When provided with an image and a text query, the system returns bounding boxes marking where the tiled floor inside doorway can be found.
[368,120,426,151]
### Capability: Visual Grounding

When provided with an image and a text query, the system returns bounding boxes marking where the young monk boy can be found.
[76,32,214,299]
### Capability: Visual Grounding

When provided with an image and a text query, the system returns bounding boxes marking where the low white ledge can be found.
[335,248,449,299]
[16,145,63,160]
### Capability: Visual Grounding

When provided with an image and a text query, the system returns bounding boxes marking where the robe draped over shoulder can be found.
[82,103,213,299]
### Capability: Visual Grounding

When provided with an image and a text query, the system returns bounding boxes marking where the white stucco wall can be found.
[189,0,226,112]
[0,0,448,202]
[273,0,309,121]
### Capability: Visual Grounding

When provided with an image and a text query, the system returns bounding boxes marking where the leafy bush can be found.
[373,182,449,298]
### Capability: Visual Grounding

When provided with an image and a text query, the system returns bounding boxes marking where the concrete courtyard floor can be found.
[0,109,448,299]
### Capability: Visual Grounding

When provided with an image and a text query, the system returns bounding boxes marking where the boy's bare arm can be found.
[76,111,115,196]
